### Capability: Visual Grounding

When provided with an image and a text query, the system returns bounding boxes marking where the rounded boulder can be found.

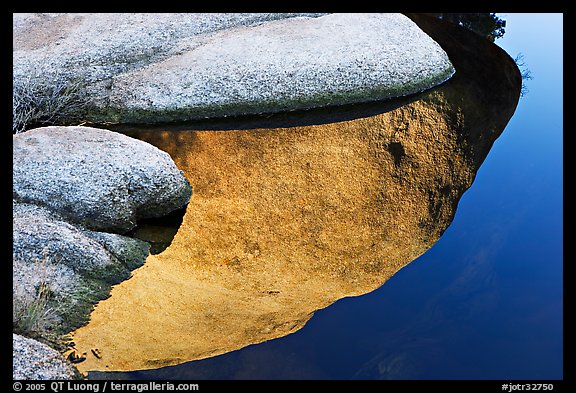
[13,126,192,233]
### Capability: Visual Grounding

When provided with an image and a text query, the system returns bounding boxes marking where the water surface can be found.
[92,13,562,380]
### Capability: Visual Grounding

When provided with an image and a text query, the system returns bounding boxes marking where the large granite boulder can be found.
[12,13,326,84]
[13,13,454,125]
[13,126,192,233]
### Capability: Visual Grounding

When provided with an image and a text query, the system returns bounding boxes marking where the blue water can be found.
[110,13,564,380]
[310,12,565,380]
[306,12,565,380]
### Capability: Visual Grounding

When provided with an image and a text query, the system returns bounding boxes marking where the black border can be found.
[9,8,571,391]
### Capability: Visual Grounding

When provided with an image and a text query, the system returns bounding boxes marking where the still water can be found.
[98,13,563,380]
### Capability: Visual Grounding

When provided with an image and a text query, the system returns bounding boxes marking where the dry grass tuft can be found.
[13,250,61,338]
[13,70,91,134]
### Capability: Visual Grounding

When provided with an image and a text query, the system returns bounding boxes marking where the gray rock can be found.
[82,231,150,271]
[13,126,192,233]
[13,201,131,281]
[13,256,78,302]
[13,201,147,336]
[12,256,80,334]
[12,13,327,85]
[12,13,327,128]
[13,13,454,124]
[105,13,455,122]
[13,333,76,380]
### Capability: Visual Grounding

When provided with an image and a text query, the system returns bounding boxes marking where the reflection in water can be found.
[70,14,521,375]
[352,232,504,379]
[427,13,506,42]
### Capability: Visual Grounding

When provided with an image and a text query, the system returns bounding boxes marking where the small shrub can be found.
[13,283,56,335]
[13,251,60,338]
[13,70,91,134]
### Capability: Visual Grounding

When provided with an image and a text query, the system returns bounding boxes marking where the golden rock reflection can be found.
[69,15,521,374]
[70,98,473,372]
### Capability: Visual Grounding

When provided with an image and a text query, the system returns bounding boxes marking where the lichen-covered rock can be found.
[12,201,149,336]
[13,126,192,233]
[82,231,150,271]
[13,201,132,281]
[13,334,77,380]
[102,13,455,122]
[13,13,454,124]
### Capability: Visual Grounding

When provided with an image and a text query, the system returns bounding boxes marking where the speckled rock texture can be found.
[13,201,138,281]
[13,334,77,380]
[12,200,149,342]
[13,126,192,233]
[13,13,454,124]
[13,126,192,376]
